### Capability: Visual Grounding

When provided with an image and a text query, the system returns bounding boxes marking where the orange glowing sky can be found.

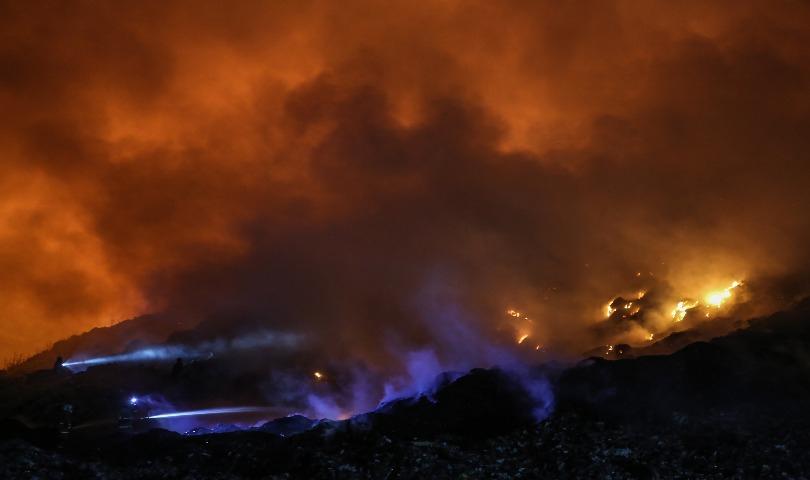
[2,0,810,360]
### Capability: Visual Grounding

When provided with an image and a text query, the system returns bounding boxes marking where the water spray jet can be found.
[146,407,276,420]
[62,330,302,371]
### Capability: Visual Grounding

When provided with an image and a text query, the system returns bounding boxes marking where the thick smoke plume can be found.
[2,0,810,385]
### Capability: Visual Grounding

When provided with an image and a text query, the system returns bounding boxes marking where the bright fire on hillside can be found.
[705,281,743,307]
[671,280,743,321]
[600,279,745,348]
[671,300,699,322]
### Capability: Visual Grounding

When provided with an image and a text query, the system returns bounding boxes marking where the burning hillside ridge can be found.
[502,272,806,358]
[6,271,796,432]
[3,239,805,430]
[594,279,747,348]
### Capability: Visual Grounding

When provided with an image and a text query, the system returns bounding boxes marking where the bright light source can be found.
[705,280,743,307]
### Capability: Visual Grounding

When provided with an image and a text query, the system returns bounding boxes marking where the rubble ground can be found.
[2,410,809,479]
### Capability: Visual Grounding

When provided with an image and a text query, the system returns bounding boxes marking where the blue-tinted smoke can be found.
[304,276,555,421]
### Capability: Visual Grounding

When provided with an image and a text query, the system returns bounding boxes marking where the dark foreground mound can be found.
[2,407,809,479]
[558,299,810,422]
[348,368,542,438]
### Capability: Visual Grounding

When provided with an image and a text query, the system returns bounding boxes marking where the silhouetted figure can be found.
[53,356,64,370]
[119,396,146,430]
[171,357,184,379]
[59,403,73,434]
